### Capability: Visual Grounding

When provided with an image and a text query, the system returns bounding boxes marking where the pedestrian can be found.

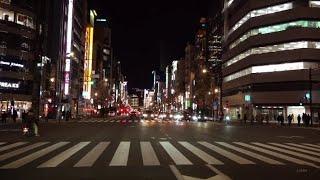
[297,114,301,127]
[12,109,18,123]
[250,114,254,125]
[277,115,281,125]
[280,114,284,126]
[244,114,247,124]
[288,115,292,126]
[1,110,7,124]
[237,112,241,123]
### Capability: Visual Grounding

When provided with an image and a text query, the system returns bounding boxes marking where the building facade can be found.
[222,0,320,122]
[0,0,38,117]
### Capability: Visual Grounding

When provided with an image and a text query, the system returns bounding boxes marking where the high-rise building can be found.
[222,0,320,121]
[0,0,38,117]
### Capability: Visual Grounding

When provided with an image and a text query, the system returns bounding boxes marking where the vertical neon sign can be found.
[64,0,74,95]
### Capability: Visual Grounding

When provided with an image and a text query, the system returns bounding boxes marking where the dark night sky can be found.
[89,0,216,89]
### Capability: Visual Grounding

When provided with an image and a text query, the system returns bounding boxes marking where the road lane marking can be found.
[286,143,320,152]
[140,142,160,166]
[253,143,320,163]
[38,142,90,168]
[0,142,69,169]
[302,143,320,149]
[159,142,192,165]
[74,142,110,167]
[110,120,115,123]
[179,142,223,165]
[109,142,130,166]
[269,143,320,157]
[198,142,254,164]
[234,142,318,168]
[0,142,6,146]
[216,142,283,165]
[116,120,120,122]
[0,142,49,161]
[0,142,28,153]
[169,165,184,180]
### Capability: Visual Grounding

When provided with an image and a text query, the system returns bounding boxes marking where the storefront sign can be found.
[0,82,19,89]
[0,61,24,68]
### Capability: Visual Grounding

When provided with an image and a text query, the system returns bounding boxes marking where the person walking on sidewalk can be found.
[297,114,301,127]
[237,112,241,124]
[288,114,292,126]
[12,109,18,123]
[244,114,247,124]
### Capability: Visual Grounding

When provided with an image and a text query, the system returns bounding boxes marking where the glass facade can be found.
[230,20,320,50]
[225,41,320,67]
[224,62,319,82]
[310,1,320,7]
[228,2,293,35]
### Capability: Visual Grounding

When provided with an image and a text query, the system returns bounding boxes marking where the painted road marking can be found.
[0,142,69,169]
[140,142,160,166]
[0,142,49,161]
[286,143,320,152]
[198,142,254,164]
[179,142,223,165]
[74,142,110,167]
[38,142,90,168]
[269,143,320,157]
[302,143,320,149]
[0,142,28,153]
[159,142,192,165]
[235,142,318,168]
[253,143,320,163]
[216,142,283,165]
[109,142,130,166]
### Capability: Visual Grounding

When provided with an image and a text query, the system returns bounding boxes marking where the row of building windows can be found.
[230,20,320,50]
[0,7,34,29]
[225,41,320,67]
[224,62,319,82]
[228,2,293,36]
[310,1,320,7]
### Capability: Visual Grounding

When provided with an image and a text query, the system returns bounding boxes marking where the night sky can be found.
[89,0,215,89]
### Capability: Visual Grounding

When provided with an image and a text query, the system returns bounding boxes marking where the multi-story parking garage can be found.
[0,0,37,116]
[222,0,320,122]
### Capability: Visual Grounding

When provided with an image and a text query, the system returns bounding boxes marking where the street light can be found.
[50,78,55,83]
[202,69,208,74]
[94,92,98,97]
[214,88,219,93]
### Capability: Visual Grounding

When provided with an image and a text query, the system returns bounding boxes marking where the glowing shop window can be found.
[0,8,14,22]
[310,1,320,7]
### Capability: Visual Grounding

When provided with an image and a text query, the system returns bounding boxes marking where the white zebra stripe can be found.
[109,142,130,166]
[198,141,254,164]
[235,142,318,168]
[140,142,160,166]
[253,143,320,163]
[0,142,28,153]
[269,143,320,157]
[286,143,320,152]
[302,143,320,149]
[38,142,90,168]
[0,142,49,161]
[74,142,110,167]
[0,142,69,169]
[159,142,192,165]
[179,142,223,165]
[216,142,283,165]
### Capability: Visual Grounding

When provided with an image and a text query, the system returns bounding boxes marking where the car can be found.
[129,111,140,119]
[142,110,155,120]
[107,107,117,117]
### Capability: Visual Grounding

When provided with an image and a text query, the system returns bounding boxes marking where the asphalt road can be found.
[0,117,319,180]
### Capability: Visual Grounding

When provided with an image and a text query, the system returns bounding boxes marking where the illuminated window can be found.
[224,62,318,82]
[17,14,34,29]
[229,2,293,35]
[225,41,320,67]
[310,1,320,7]
[230,20,320,50]
[0,8,14,22]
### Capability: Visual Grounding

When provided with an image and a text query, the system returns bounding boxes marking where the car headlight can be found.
[143,114,147,117]
[192,116,198,121]
[151,114,154,117]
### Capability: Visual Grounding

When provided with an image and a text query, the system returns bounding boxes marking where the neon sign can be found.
[0,82,19,89]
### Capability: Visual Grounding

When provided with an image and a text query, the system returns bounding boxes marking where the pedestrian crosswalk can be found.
[0,141,319,169]
[76,118,197,124]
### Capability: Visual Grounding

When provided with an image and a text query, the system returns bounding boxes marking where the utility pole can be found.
[309,68,313,125]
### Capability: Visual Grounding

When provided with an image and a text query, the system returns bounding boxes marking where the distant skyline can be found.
[89,0,216,89]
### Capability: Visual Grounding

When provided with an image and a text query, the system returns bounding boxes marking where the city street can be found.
[0,117,319,180]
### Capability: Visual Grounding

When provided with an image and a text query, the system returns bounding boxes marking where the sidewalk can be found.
[213,119,320,129]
